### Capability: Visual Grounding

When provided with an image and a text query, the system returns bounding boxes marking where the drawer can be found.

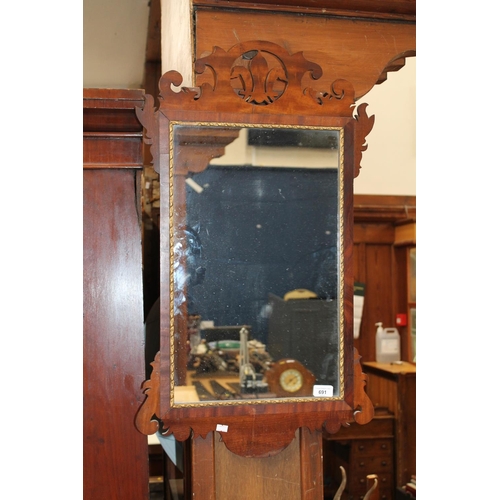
[351,454,392,474]
[343,474,394,500]
[348,471,393,492]
[334,480,393,500]
[346,486,393,500]
[351,439,393,457]
[324,413,394,441]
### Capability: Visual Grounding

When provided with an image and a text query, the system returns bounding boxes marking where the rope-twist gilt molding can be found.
[338,128,345,399]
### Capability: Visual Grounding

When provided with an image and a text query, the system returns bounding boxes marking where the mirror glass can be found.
[171,123,343,405]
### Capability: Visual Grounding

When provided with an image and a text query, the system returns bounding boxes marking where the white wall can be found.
[354,57,416,196]
[83,0,150,88]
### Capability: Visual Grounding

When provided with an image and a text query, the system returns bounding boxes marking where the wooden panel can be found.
[193,0,416,20]
[299,429,324,500]
[363,372,398,411]
[83,168,149,500]
[354,195,416,223]
[83,132,143,168]
[214,430,302,500]
[191,432,216,498]
[394,222,416,246]
[361,363,416,487]
[353,242,365,286]
[83,89,145,168]
[354,244,394,361]
[146,2,415,90]
[83,89,146,132]
[146,0,161,63]
[354,223,395,245]
[143,0,162,110]
[194,10,415,99]
[188,429,323,499]
[324,415,394,441]
[83,88,149,500]
[395,372,416,485]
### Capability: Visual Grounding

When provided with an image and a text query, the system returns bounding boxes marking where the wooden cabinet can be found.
[83,89,150,500]
[324,409,395,500]
[361,362,416,488]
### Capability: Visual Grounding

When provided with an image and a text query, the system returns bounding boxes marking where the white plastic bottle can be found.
[375,322,401,363]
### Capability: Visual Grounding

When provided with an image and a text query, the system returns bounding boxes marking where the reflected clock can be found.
[266,358,316,397]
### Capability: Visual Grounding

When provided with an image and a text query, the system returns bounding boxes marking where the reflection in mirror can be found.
[172,124,342,405]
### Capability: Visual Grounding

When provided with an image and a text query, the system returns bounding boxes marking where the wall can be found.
[356,57,416,196]
[83,0,150,88]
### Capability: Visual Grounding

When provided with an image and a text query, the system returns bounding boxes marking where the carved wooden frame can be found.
[135,41,374,457]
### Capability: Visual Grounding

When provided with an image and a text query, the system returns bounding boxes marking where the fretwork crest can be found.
[157,41,356,116]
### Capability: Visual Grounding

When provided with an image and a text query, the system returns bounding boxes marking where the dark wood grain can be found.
[145,0,161,63]
[83,168,149,499]
[143,0,162,111]
[193,0,416,20]
[83,88,146,132]
[354,195,416,223]
[361,362,416,488]
[191,432,216,498]
[83,89,149,499]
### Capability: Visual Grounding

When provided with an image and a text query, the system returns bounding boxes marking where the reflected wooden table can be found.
[174,371,278,403]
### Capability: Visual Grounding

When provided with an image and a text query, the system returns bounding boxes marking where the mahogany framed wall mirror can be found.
[136,41,375,457]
